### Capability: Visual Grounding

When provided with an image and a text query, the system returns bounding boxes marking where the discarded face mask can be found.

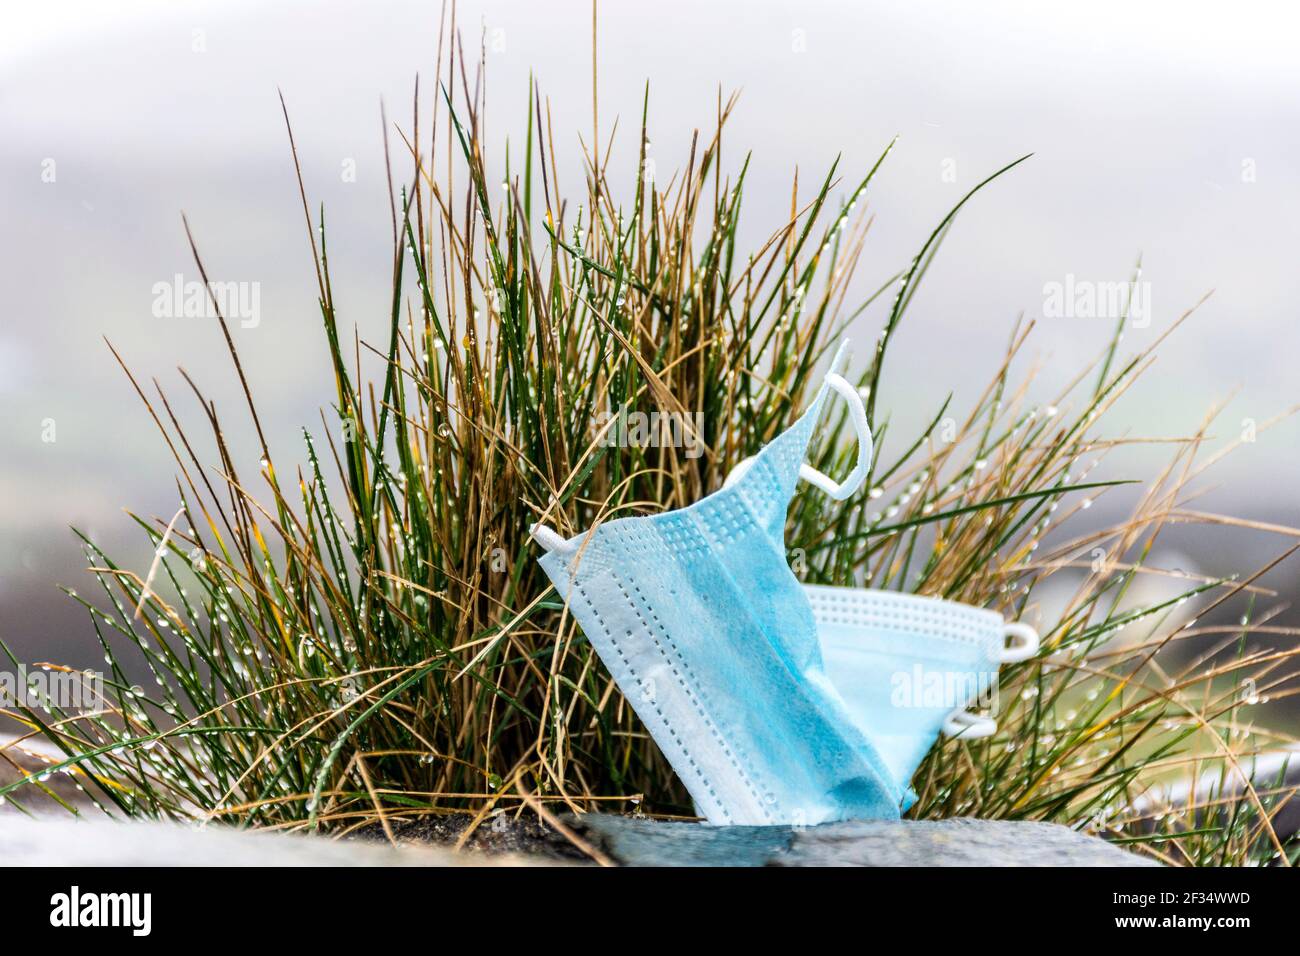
[532,342,1039,825]
[531,343,904,826]
[803,585,1038,809]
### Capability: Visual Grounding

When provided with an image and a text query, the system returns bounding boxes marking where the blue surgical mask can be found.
[531,344,903,826]
[806,584,1038,809]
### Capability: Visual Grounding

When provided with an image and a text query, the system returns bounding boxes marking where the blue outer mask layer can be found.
[532,347,903,826]
[806,585,1037,809]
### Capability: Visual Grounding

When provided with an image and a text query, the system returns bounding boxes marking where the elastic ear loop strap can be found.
[798,371,873,501]
[530,522,572,555]
[722,352,874,500]
[536,350,871,549]
[941,623,1040,738]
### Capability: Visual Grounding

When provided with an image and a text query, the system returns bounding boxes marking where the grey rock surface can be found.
[0,814,539,866]
[569,815,1159,867]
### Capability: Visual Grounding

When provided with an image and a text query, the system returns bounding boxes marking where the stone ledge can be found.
[0,814,539,867]
[0,810,1156,867]
[567,815,1159,867]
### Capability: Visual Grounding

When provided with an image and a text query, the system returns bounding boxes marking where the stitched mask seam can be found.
[612,573,776,824]
[806,595,1001,646]
[572,579,733,825]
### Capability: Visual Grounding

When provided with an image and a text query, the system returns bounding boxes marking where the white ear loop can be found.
[995,622,1039,664]
[940,624,1037,739]
[530,522,573,555]
[941,708,998,739]
[722,341,873,501]
[798,372,872,501]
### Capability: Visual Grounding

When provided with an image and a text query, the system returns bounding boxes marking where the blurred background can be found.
[2,0,1297,720]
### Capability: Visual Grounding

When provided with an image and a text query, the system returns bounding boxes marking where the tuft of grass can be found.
[3,42,1298,864]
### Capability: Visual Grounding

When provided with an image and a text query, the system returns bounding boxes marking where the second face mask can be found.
[806,585,1038,808]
